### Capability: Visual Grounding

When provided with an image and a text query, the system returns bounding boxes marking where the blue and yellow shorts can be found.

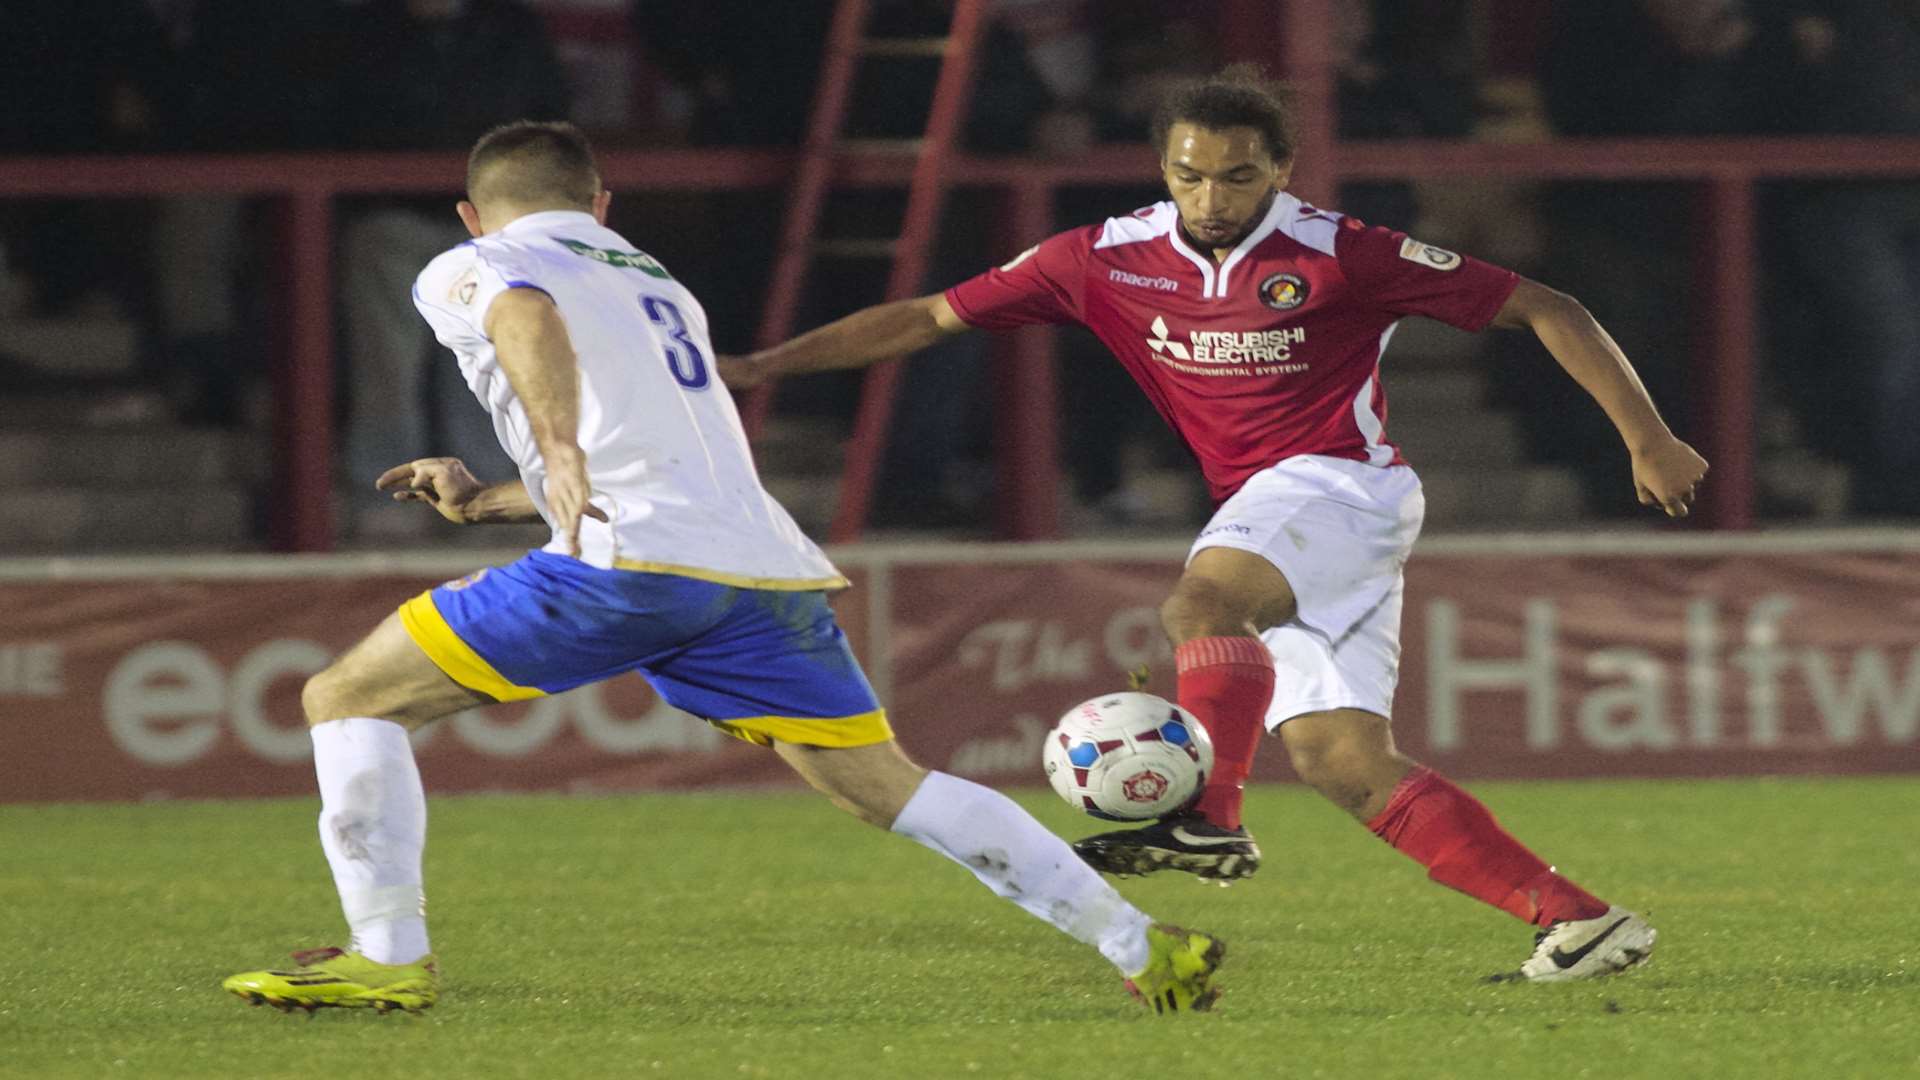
[397,550,891,748]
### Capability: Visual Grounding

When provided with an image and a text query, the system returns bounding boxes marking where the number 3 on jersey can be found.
[642,295,709,389]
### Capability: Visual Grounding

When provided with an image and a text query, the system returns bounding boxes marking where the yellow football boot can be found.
[223,947,438,1014]
[1125,923,1226,1013]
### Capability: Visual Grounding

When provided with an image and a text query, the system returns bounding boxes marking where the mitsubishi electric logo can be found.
[1144,314,1310,377]
[1148,316,1190,359]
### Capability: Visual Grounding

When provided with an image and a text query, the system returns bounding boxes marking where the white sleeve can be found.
[411,245,546,352]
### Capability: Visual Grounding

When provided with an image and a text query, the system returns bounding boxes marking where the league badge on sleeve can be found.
[1258,272,1309,311]
[449,267,480,305]
[1398,237,1462,271]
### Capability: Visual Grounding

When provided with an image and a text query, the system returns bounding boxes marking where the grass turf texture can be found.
[2,778,1916,1079]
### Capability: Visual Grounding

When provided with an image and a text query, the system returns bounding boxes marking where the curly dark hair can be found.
[1149,64,1298,162]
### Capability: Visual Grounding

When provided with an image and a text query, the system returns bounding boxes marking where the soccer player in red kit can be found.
[722,67,1708,982]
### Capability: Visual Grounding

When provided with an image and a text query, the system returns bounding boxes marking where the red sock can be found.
[1174,636,1274,831]
[1366,766,1610,928]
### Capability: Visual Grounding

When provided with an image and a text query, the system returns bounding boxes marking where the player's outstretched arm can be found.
[1491,277,1709,517]
[376,459,542,525]
[485,288,609,555]
[717,293,972,390]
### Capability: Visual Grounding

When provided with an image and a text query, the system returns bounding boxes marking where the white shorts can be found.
[1186,455,1425,729]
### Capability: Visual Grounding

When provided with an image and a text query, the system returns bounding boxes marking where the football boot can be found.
[1125,924,1227,1013]
[1073,813,1261,882]
[223,947,438,1013]
[1486,906,1656,983]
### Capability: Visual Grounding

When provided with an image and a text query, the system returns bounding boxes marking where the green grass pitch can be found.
[3,778,1916,1079]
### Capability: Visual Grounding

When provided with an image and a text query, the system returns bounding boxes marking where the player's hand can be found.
[1630,435,1709,518]
[376,457,486,524]
[716,353,770,391]
[542,448,609,558]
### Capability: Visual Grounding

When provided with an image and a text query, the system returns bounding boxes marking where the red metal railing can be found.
[822,0,991,544]
[6,136,1920,547]
[742,0,873,440]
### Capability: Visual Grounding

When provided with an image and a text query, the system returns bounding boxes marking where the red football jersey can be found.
[945,194,1520,503]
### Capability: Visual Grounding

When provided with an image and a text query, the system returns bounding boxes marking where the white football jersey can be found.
[411,210,843,589]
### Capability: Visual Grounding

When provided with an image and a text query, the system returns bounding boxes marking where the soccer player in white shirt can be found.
[222,122,1224,1015]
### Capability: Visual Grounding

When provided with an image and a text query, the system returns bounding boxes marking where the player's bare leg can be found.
[771,738,928,827]
[1073,547,1284,882]
[1281,708,1654,981]
[1273,709,1414,821]
[225,613,488,1013]
[775,738,1227,1011]
[304,611,491,731]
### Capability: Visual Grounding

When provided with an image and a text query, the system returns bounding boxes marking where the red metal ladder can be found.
[742,0,991,543]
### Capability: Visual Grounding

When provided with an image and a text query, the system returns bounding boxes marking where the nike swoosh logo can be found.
[1169,826,1249,848]
[1550,917,1630,969]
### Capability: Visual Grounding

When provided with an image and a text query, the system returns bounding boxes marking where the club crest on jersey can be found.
[1258,272,1308,311]
[1398,237,1461,271]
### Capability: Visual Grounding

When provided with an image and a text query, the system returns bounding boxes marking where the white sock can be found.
[311,717,430,965]
[890,771,1153,975]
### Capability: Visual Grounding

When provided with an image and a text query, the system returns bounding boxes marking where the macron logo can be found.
[1110,269,1180,293]
[1148,316,1190,360]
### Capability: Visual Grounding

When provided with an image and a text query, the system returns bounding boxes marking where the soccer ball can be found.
[1042,692,1213,821]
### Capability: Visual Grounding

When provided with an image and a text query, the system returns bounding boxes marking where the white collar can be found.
[1167,191,1291,299]
[496,210,600,236]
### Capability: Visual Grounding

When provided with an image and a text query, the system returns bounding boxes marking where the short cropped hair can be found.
[1150,64,1298,163]
[466,120,601,210]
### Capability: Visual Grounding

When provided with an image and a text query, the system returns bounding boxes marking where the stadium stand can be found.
[2,1,1917,552]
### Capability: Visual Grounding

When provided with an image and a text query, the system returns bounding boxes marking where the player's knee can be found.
[1284,725,1376,811]
[816,780,908,830]
[1160,580,1252,643]
[300,668,346,728]
[301,664,378,728]
[777,740,927,829]
[1285,735,1358,796]
[1284,714,1409,818]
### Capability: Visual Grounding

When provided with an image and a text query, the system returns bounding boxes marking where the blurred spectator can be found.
[161,1,345,153]
[146,1,347,427]
[334,0,571,538]
[1336,0,1475,231]
[1547,0,1773,136]
[1100,7,1220,143]
[629,0,1110,528]
[630,1,832,147]
[964,0,1097,156]
[1517,0,1776,515]
[0,0,167,335]
[871,0,1101,528]
[337,0,571,151]
[0,2,342,426]
[1763,0,1920,516]
[0,0,169,155]
[1051,9,1219,527]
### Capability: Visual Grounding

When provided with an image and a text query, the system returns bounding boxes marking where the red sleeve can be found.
[1335,223,1519,332]
[943,227,1093,329]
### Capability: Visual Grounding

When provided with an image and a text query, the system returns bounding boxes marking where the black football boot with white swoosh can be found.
[1486,905,1657,983]
[1071,812,1262,883]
